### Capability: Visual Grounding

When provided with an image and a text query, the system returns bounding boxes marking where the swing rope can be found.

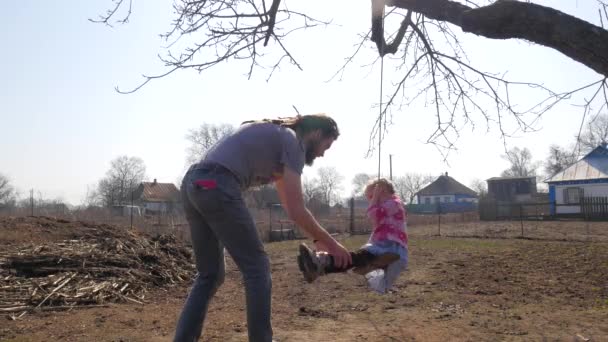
[377,4,386,179]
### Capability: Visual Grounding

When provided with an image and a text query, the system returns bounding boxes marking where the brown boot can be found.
[297,243,323,283]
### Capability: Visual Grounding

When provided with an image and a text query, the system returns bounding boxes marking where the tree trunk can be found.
[389,0,608,77]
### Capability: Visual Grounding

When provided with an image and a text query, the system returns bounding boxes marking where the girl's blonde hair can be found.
[364,178,395,195]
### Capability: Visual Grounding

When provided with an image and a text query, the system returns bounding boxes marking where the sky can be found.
[0,0,605,206]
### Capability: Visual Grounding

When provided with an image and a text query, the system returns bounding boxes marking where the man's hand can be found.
[315,237,352,269]
[275,167,351,267]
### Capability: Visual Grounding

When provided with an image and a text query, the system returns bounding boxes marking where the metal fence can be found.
[407,202,478,214]
[479,197,608,221]
[5,195,606,245]
[581,197,608,220]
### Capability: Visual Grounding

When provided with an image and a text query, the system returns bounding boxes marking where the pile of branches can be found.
[0,229,195,319]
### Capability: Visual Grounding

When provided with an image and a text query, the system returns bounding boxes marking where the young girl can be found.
[298,178,409,293]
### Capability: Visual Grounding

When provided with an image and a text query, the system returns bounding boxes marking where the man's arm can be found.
[275,168,333,243]
[275,167,352,267]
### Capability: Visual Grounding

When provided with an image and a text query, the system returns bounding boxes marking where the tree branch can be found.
[388,0,608,77]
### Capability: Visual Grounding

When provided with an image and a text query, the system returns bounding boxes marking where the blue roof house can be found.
[545,144,608,216]
[413,172,478,213]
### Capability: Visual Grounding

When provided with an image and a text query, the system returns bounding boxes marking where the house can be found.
[545,143,608,216]
[486,176,537,203]
[132,179,180,215]
[417,172,478,205]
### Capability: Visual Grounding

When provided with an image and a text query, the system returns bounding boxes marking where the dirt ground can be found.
[1,218,607,341]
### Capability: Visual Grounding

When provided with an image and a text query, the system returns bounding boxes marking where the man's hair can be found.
[242,114,340,140]
[365,178,396,195]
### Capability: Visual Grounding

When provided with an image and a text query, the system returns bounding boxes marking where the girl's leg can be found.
[298,244,399,282]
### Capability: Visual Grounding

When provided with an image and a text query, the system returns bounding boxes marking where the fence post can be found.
[268,204,272,242]
[520,204,524,237]
[130,191,134,230]
[30,189,34,216]
[349,197,355,235]
[437,203,441,236]
[582,198,586,221]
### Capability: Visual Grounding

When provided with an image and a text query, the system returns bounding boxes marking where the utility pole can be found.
[30,189,34,216]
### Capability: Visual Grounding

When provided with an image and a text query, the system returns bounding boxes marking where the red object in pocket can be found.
[193,179,217,189]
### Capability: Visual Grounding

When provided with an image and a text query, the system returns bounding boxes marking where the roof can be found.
[417,175,477,197]
[486,176,536,181]
[546,144,608,183]
[137,181,180,202]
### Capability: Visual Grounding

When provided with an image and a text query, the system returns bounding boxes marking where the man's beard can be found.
[305,139,319,166]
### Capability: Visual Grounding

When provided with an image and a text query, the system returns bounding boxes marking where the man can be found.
[174,114,352,342]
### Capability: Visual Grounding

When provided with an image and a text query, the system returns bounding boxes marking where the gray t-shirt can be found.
[199,122,306,189]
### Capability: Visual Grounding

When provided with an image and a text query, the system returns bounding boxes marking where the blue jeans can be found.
[174,164,272,342]
[362,241,408,294]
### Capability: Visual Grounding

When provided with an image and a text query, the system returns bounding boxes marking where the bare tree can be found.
[97,156,147,207]
[316,167,344,206]
[393,173,434,204]
[0,173,16,208]
[544,144,579,178]
[186,123,235,165]
[351,173,372,197]
[96,1,608,156]
[81,184,102,208]
[302,176,320,203]
[469,178,487,198]
[578,113,608,154]
[501,147,540,177]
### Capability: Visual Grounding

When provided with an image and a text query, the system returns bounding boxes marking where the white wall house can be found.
[416,173,478,212]
[546,144,608,215]
[133,179,180,215]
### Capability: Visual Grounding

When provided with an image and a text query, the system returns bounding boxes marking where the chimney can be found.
[445,172,448,176]
[153,178,157,185]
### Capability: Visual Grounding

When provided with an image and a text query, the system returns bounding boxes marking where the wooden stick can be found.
[35,273,77,309]
[0,306,29,312]
[7,304,111,317]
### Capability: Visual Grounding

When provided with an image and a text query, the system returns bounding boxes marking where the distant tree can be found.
[316,167,344,206]
[501,147,540,177]
[469,178,488,198]
[37,196,70,216]
[351,173,372,197]
[302,176,321,203]
[186,123,235,165]
[578,113,608,154]
[394,173,434,204]
[246,184,280,209]
[544,144,579,178]
[0,173,16,208]
[97,156,146,207]
[82,184,102,208]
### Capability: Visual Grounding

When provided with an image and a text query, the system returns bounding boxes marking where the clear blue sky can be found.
[0,0,604,205]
